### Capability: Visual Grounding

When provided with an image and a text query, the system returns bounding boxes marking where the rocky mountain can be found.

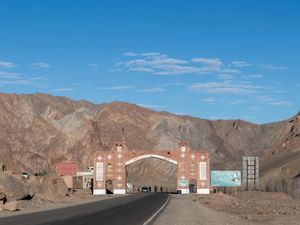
[0,93,299,196]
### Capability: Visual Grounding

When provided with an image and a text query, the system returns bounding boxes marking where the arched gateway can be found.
[93,142,210,194]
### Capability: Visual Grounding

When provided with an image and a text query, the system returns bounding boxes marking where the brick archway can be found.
[93,142,210,194]
[125,154,178,165]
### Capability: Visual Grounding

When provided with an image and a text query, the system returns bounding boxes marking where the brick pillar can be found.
[113,143,126,194]
[93,151,106,194]
[176,142,190,194]
[197,152,210,194]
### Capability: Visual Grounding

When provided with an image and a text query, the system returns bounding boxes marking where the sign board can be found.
[199,162,207,180]
[96,162,104,181]
[211,171,241,187]
[178,179,188,187]
[242,156,259,184]
[242,156,259,190]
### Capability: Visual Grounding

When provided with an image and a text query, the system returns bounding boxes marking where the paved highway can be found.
[0,193,169,225]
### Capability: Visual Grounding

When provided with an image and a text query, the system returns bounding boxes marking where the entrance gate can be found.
[93,142,210,194]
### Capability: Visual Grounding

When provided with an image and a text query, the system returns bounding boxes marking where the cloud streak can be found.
[260,64,288,70]
[231,61,252,67]
[269,101,292,106]
[30,62,50,69]
[115,52,246,76]
[0,71,47,88]
[0,60,16,68]
[138,87,165,93]
[0,71,21,79]
[189,81,262,94]
[117,52,201,75]
[97,85,135,90]
[52,88,73,92]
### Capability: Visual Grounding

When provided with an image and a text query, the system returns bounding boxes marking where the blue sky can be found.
[0,0,300,124]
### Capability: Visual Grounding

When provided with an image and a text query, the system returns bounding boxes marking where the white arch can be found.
[125,154,178,165]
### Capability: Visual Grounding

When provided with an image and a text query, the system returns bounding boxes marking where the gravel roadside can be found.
[154,193,300,225]
[154,195,255,225]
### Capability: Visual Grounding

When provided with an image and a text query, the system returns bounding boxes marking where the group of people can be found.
[137,186,164,192]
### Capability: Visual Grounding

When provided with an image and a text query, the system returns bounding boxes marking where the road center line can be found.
[143,195,171,225]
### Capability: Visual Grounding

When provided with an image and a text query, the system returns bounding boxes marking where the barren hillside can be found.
[0,93,299,196]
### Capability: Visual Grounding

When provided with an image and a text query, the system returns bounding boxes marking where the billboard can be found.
[211,171,241,187]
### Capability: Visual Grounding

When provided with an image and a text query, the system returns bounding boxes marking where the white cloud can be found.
[129,67,155,73]
[0,79,32,85]
[108,68,123,72]
[0,71,21,79]
[230,99,246,104]
[192,57,223,70]
[30,62,50,69]
[123,52,161,57]
[255,95,274,102]
[269,101,292,106]
[189,81,262,94]
[117,52,200,75]
[0,71,47,88]
[261,64,288,70]
[255,95,292,107]
[97,85,135,90]
[123,52,138,57]
[241,74,263,79]
[231,61,252,67]
[154,65,200,75]
[218,74,233,80]
[52,88,73,92]
[192,57,241,75]
[201,97,217,103]
[0,60,16,68]
[115,52,286,81]
[30,77,46,81]
[138,87,165,93]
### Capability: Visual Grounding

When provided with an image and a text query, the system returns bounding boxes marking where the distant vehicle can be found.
[21,172,29,179]
[141,187,149,192]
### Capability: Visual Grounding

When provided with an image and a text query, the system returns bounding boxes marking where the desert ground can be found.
[155,192,300,225]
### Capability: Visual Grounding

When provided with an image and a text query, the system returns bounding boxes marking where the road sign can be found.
[178,179,188,187]
[211,171,241,187]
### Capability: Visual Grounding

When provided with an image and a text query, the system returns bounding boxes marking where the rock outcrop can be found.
[0,172,32,201]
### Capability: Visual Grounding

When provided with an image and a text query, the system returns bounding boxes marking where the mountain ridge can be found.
[0,92,299,196]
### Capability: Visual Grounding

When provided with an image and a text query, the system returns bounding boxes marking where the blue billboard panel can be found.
[178,179,188,187]
[211,171,241,187]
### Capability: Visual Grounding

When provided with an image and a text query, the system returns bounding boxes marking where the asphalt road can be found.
[0,193,169,225]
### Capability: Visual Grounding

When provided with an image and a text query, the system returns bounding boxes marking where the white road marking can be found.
[143,195,171,225]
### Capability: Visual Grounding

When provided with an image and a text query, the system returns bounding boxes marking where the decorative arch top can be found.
[125,154,178,165]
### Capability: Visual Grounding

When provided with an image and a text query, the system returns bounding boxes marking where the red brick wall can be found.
[56,161,77,176]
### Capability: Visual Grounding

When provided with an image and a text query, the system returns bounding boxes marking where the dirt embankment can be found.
[0,171,83,214]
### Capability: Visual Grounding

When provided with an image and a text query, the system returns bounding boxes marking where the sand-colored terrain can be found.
[155,192,300,225]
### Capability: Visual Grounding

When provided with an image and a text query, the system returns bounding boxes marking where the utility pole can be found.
[122,127,125,145]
